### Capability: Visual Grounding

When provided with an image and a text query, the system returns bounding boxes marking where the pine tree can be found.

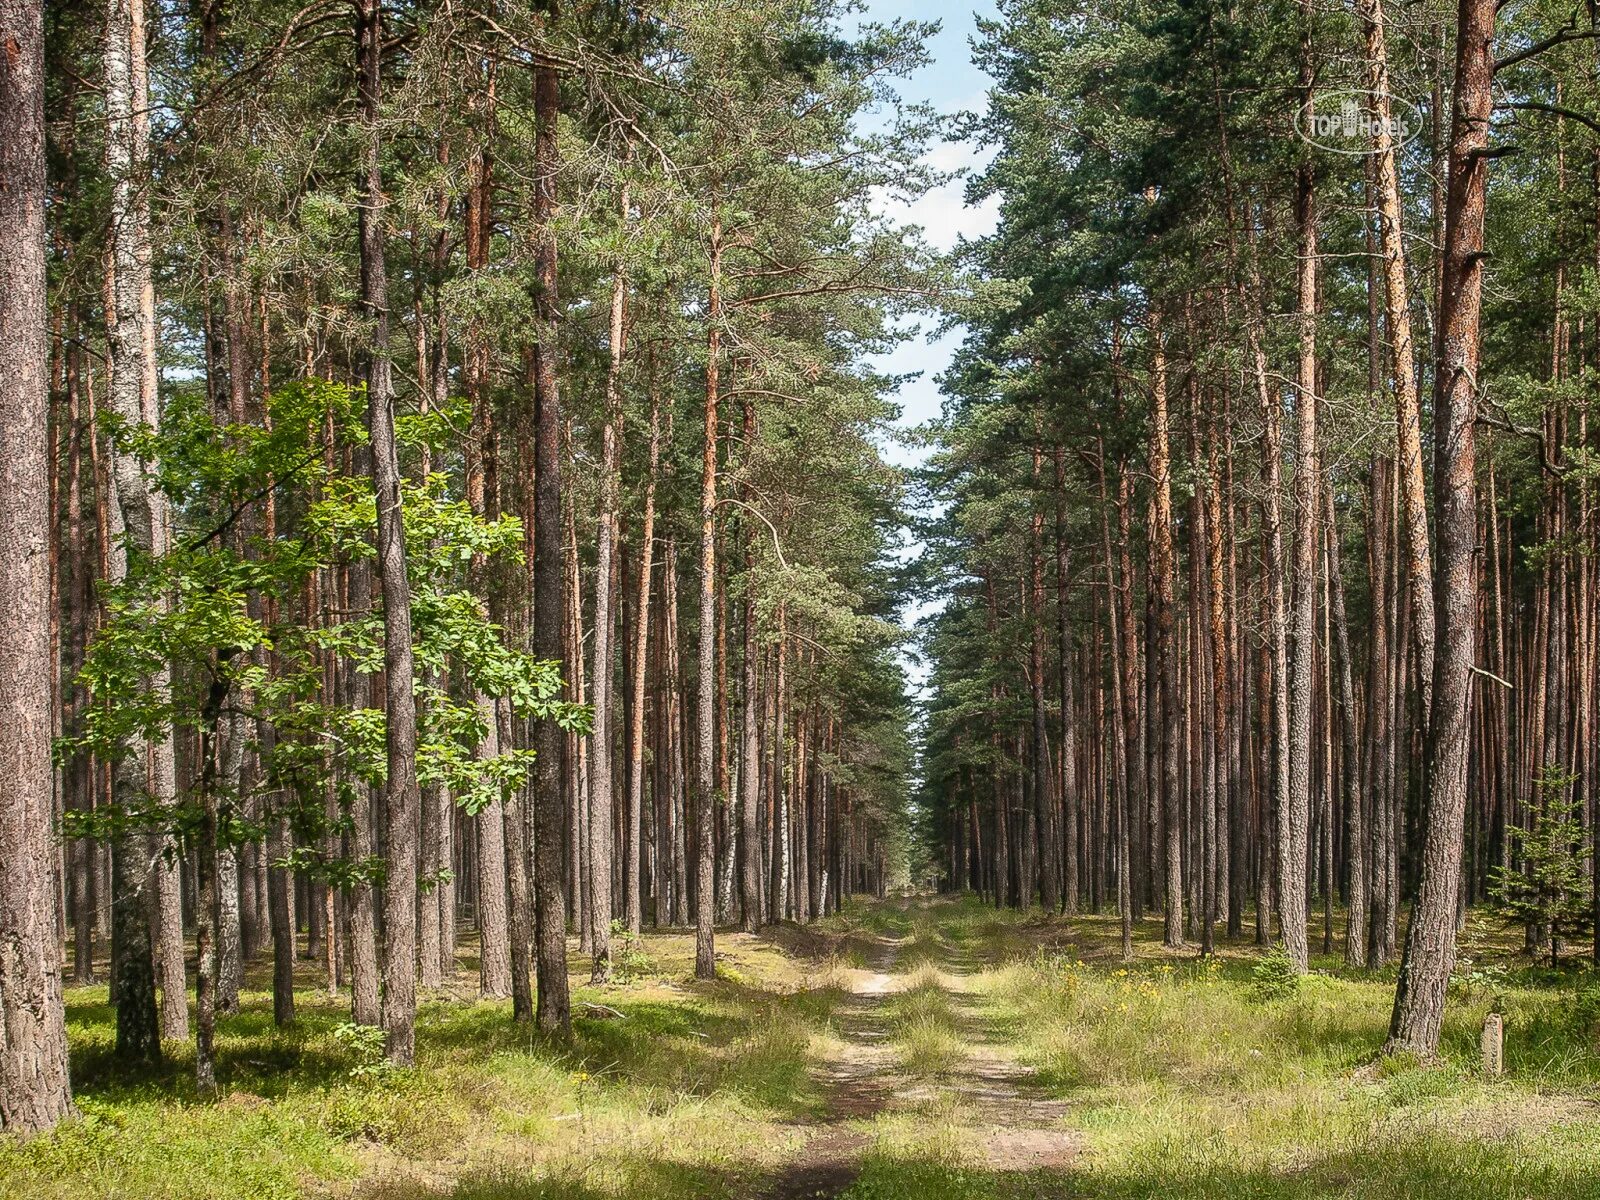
[1491,772,1593,968]
[0,0,74,1137]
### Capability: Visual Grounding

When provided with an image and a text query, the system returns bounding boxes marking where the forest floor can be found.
[6,896,1600,1199]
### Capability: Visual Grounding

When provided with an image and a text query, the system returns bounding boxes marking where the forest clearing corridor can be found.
[763,901,1079,1198]
[13,0,1600,1192]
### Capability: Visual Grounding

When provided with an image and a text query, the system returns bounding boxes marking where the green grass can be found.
[0,929,845,1200]
[936,895,1600,1199]
[884,968,964,1077]
[7,898,1600,1199]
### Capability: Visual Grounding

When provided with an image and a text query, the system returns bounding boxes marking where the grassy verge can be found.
[971,897,1600,1199]
[883,967,962,1078]
[0,929,850,1200]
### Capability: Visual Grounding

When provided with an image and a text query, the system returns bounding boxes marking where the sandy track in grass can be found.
[762,909,1081,1198]
[760,931,903,1200]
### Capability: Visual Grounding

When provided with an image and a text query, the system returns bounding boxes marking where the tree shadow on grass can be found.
[59,958,843,1117]
[65,997,356,1101]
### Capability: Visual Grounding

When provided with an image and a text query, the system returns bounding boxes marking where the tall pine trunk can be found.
[1387,0,1492,1057]
[1283,74,1319,971]
[0,0,74,1132]
[625,385,660,934]
[355,0,422,1067]
[1360,0,1436,726]
[530,39,572,1038]
[1147,316,1182,949]
[694,214,723,977]
[587,190,627,982]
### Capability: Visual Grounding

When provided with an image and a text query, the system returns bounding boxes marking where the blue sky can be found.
[851,0,1000,468]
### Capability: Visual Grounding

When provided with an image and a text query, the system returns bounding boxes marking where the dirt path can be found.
[762,915,1078,1198]
[937,970,1080,1172]
[761,932,903,1200]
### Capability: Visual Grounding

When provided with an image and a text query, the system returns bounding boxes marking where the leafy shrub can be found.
[1452,957,1512,1015]
[321,1086,402,1143]
[332,1021,391,1080]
